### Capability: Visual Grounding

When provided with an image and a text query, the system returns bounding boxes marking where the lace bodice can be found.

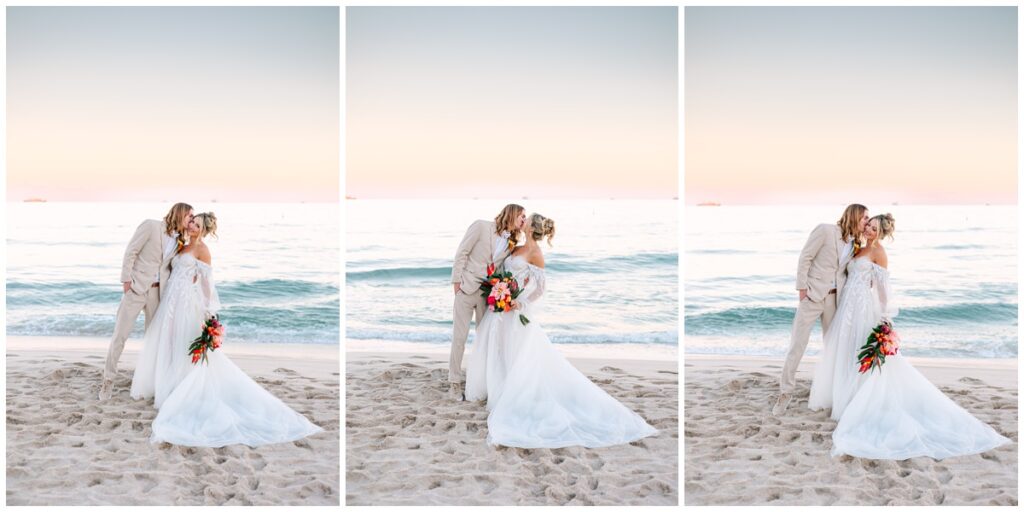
[842,256,896,320]
[167,252,220,316]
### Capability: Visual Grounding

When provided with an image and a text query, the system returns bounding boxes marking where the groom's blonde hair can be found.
[494,204,525,247]
[837,203,868,242]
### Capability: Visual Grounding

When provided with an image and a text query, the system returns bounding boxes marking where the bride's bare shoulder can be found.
[872,245,888,269]
[194,243,212,265]
[527,247,545,268]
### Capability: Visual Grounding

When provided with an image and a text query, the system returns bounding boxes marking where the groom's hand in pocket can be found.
[453,283,461,294]
[123,281,132,294]
[798,289,808,302]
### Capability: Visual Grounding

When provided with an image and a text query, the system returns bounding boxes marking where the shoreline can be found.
[346,338,678,361]
[684,353,1017,389]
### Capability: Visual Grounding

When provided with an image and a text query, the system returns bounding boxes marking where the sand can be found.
[345,342,679,505]
[684,354,1018,506]
[5,336,340,506]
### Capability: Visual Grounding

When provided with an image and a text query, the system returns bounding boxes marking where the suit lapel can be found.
[833,226,845,266]
[487,224,498,264]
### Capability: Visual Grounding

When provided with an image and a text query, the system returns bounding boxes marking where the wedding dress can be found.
[130,252,322,447]
[465,255,657,448]
[809,256,1009,459]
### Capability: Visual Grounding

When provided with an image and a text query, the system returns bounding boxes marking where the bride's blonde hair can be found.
[528,213,555,246]
[194,212,218,240]
[870,213,895,242]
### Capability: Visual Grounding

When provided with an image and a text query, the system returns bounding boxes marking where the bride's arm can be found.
[514,267,546,309]
[872,264,897,321]
[195,247,220,318]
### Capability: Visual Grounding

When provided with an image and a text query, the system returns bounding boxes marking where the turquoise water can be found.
[7,202,339,344]
[685,205,1018,359]
[346,200,679,346]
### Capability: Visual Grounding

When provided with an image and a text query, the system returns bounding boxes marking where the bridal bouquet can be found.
[857,319,900,373]
[480,263,530,325]
[189,315,225,365]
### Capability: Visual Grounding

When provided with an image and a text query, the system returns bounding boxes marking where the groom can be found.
[449,204,527,399]
[98,202,193,400]
[773,203,869,415]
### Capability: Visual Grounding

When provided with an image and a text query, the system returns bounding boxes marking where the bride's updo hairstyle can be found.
[871,213,895,242]
[528,213,555,246]
[195,212,218,240]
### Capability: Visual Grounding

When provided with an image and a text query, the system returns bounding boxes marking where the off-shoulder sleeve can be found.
[872,264,898,320]
[516,266,546,308]
[197,263,221,317]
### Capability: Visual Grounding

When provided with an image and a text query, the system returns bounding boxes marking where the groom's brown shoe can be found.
[772,393,792,416]
[98,379,114,401]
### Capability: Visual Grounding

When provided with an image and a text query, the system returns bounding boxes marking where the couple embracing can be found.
[100,203,321,447]
[776,204,1008,460]
[448,204,657,448]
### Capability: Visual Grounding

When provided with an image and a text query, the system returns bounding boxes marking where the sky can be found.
[7,7,339,202]
[686,7,1017,205]
[346,7,678,199]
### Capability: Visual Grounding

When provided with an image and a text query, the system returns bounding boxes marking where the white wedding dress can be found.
[465,255,657,448]
[809,256,1009,460]
[130,252,322,447]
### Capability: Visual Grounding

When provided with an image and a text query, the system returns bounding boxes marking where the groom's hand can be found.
[453,283,461,294]
[798,289,807,301]
[123,281,131,294]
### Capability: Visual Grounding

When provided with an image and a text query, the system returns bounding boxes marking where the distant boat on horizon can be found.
[23,198,46,203]
[697,201,721,206]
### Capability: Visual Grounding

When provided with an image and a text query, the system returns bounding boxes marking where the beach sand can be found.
[345,341,679,505]
[6,336,340,506]
[684,354,1018,506]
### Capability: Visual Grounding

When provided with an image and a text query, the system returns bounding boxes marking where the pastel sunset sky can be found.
[7,7,339,202]
[686,7,1017,205]
[346,7,678,199]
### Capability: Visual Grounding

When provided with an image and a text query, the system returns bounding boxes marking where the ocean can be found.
[685,205,1018,359]
[6,202,339,344]
[345,199,679,347]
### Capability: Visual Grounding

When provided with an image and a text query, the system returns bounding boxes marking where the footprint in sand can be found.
[474,475,498,494]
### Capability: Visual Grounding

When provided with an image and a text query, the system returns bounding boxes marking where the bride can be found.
[465,213,657,448]
[809,213,1009,459]
[130,212,322,447]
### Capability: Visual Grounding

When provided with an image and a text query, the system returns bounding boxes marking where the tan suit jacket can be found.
[796,223,849,303]
[120,219,172,298]
[451,220,511,294]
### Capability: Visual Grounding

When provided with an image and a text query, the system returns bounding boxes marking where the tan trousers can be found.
[103,285,160,381]
[450,288,486,383]
[780,293,837,393]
